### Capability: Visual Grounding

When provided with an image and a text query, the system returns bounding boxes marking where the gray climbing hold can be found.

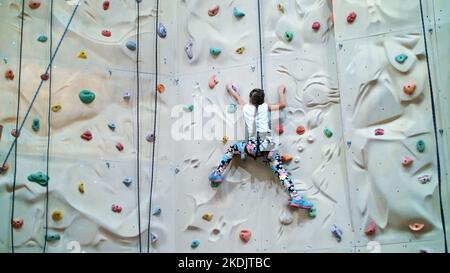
[123,177,132,187]
[174,167,180,174]
[418,174,432,184]
[126,41,137,51]
[107,122,116,131]
[151,233,158,244]
[331,224,343,242]
[153,207,162,216]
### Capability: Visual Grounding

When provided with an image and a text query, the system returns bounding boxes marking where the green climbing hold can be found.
[37,35,48,43]
[416,140,425,153]
[27,171,49,187]
[309,207,317,218]
[284,31,294,42]
[184,105,194,112]
[227,104,237,113]
[45,233,61,242]
[395,54,408,64]
[32,118,40,132]
[79,89,96,104]
[324,127,333,138]
[210,48,222,56]
[233,7,246,18]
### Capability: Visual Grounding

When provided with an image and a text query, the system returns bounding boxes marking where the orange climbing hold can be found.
[5,70,14,80]
[403,82,416,96]
[28,1,41,10]
[281,155,293,163]
[157,84,165,94]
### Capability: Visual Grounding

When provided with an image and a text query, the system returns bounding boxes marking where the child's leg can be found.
[266,150,314,209]
[209,141,246,185]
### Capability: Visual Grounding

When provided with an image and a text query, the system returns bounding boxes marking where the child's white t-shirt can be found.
[242,103,271,136]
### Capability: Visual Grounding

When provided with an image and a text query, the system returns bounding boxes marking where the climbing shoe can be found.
[289,195,314,209]
[208,170,224,188]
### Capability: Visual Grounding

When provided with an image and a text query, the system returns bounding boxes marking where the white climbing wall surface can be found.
[0,0,449,253]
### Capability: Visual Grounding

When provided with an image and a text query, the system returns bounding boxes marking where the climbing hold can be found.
[11,218,24,229]
[79,89,96,104]
[115,143,124,152]
[239,229,251,243]
[294,157,300,163]
[27,171,49,186]
[208,5,219,17]
[231,83,240,93]
[146,132,155,142]
[208,74,219,89]
[222,135,229,144]
[102,30,111,37]
[29,1,41,9]
[227,104,237,114]
[1,163,10,174]
[403,82,416,96]
[111,204,122,213]
[37,35,48,43]
[103,0,110,11]
[374,128,384,136]
[81,131,93,141]
[185,40,194,60]
[395,54,408,64]
[331,224,343,242]
[5,69,14,80]
[236,47,245,54]
[45,233,61,242]
[324,127,333,138]
[52,210,63,221]
[298,144,305,152]
[364,221,376,236]
[202,213,213,222]
[157,23,167,38]
[32,118,40,132]
[346,141,352,147]
[184,105,194,112]
[210,48,222,57]
[416,140,425,153]
[312,22,321,31]
[284,31,294,42]
[78,182,85,193]
[277,4,285,13]
[40,73,49,81]
[157,84,165,94]
[122,177,132,187]
[153,207,162,216]
[275,124,284,135]
[11,129,19,138]
[296,125,305,135]
[107,122,116,131]
[191,239,200,249]
[347,12,357,23]
[418,174,432,184]
[409,223,424,232]
[233,7,246,18]
[126,41,137,51]
[78,51,87,59]
[123,91,132,100]
[51,104,61,112]
[309,207,317,218]
[281,155,293,163]
[151,233,158,244]
[402,156,413,167]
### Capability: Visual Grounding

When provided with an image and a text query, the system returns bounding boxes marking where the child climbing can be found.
[208,84,315,211]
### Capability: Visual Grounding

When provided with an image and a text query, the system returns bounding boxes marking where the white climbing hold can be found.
[418,174,432,184]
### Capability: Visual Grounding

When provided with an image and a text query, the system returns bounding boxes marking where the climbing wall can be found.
[1,0,449,253]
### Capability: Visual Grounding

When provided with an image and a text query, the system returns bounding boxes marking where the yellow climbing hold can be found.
[51,104,61,112]
[78,182,85,194]
[236,47,245,54]
[52,210,63,221]
[277,3,285,13]
[222,135,229,144]
[202,213,213,222]
[78,51,87,59]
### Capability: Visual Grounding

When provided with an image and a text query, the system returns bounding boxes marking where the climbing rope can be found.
[147,0,160,253]
[419,0,448,252]
[43,0,54,253]
[135,0,143,253]
[256,0,265,90]
[1,2,81,170]
[10,0,25,254]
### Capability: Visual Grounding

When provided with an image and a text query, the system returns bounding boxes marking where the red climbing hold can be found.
[40,73,49,81]
[208,5,220,17]
[312,22,321,31]
[28,1,41,10]
[275,124,284,135]
[103,0,110,11]
[102,30,111,37]
[364,221,376,236]
[239,229,251,243]
[374,128,384,136]
[347,12,357,23]
[111,204,122,213]
[115,143,124,152]
[5,70,14,80]
[81,131,93,141]
[11,129,19,138]
[296,125,305,135]
[11,218,24,229]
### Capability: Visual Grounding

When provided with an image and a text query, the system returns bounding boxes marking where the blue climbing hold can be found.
[158,23,167,38]
[395,54,408,64]
[123,177,132,187]
[210,48,221,56]
[126,41,136,51]
[45,233,61,242]
[153,207,162,216]
[191,239,200,249]
[37,35,48,43]
[108,122,116,131]
[233,7,246,18]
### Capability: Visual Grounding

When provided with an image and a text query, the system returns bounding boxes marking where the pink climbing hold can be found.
[208,5,220,17]
[103,0,110,11]
[374,128,384,136]
[102,30,111,37]
[312,22,321,31]
[11,129,19,138]
[115,143,124,152]
[40,73,49,81]
[403,82,416,96]
[81,131,93,141]
[347,12,357,23]
[111,204,122,213]
[208,74,219,89]
[275,124,284,135]
[402,156,413,167]
[239,229,251,243]
[364,221,376,236]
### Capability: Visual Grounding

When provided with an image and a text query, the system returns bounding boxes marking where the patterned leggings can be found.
[214,139,297,197]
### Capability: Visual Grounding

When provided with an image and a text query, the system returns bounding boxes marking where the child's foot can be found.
[208,170,224,188]
[289,195,313,209]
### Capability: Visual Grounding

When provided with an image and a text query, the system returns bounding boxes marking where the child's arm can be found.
[226,84,246,108]
[269,85,287,111]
